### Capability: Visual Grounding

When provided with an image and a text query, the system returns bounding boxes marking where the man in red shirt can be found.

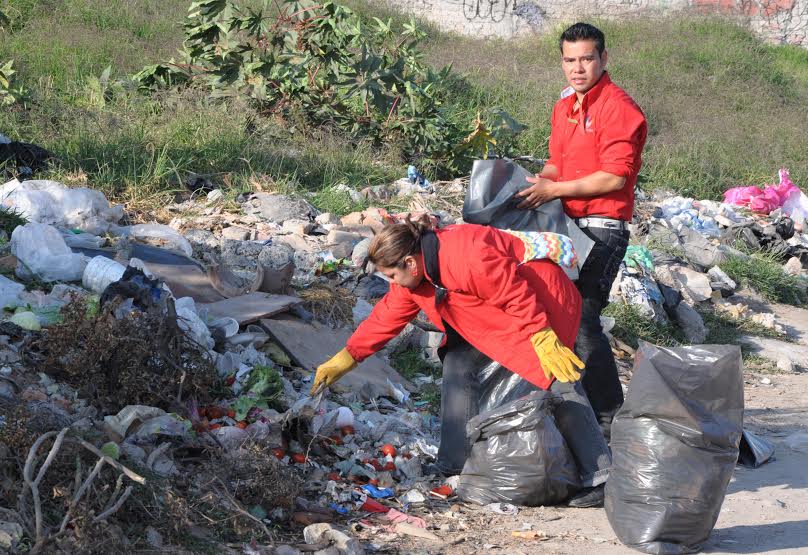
[517,22,647,440]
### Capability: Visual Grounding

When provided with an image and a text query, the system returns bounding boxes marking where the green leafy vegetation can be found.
[719,255,807,305]
[602,303,685,348]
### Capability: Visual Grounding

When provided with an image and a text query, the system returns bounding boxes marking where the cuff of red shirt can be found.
[599,162,634,179]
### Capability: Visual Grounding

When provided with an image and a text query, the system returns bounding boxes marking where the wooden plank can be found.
[261,317,413,398]
[199,292,300,325]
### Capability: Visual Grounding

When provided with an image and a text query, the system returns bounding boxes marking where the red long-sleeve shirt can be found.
[546,72,647,221]
[345,224,582,390]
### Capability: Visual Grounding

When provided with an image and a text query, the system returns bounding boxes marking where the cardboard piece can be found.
[200,292,300,325]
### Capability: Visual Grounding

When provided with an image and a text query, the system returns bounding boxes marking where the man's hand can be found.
[516,175,558,209]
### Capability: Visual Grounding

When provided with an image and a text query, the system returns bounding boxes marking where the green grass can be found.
[390,347,442,413]
[698,306,787,344]
[719,255,807,305]
[1,1,807,210]
[602,302,685,349]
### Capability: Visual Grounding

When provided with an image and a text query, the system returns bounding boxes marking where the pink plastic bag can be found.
[724,169,801,214]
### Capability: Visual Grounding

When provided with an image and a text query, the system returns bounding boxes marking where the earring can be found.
[411,270,418,277]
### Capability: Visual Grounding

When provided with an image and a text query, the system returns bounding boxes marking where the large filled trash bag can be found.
[462,158,594,280]
[457,392,580,506]
[605,343,744,554]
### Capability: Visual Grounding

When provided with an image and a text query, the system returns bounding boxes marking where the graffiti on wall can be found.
[462,0,519,21]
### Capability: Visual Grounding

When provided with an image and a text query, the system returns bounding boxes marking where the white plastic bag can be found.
[174,296,214,349]
[122,223,193,257]
[0,179,124,235]
[0,275,25,309]
[11,222,88,282]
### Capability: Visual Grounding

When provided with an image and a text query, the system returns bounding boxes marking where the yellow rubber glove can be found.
[530,327,585,383]
[310,348,358,395]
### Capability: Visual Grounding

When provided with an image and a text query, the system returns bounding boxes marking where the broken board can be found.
[261,317,414,399]
[200,292,300,325]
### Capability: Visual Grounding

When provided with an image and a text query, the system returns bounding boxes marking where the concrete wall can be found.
[386,0,808,46]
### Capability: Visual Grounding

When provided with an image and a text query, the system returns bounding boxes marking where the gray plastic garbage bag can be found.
[458,392,580,506]
[462,158,594,280]
[738,429,775,468]
[605,342,744,554]
[477,358,539,414]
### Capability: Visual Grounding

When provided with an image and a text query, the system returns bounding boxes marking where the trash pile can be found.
[0,160,803,553]
[606,171,808,367]
[0,173,474,554]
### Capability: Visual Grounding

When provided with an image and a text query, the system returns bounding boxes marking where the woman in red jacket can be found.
[311,217,611,507]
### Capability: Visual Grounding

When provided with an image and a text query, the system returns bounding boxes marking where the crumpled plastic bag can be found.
[11,222,88,282]
[120,223,193,258]
[0,179,124,235]
[605,343,744,554]
[458,392,580,506]
[175,296,214,350]
[724,169,801,215]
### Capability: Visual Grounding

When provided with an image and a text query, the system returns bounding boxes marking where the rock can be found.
[275,546,302,555]
[333,225,375,239]
[351,237,372,270]
[657,282,682,309]
[0,520,23,550]
[707,266,737,293]
[675,302,707,343]
[220,238,263,268]
[303,523,366,555]
[206,188,224,203]
[313,548,340,555]
[662,265,712,303]
[243,193,318,224]
[221,226,250,241]
[326,230,364,259]
[146,526,163,549]
[283,219,316,236]
[777,358,795,373]
[259,243,295,270]
[316,212,341,225]
[353,298,374,326]
[184,229,220,260]
[341,208,389,232]
[784,256,803,276]
[355,275,389,299]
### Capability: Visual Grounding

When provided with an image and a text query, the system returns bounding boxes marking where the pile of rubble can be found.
[0,162,805,553]
[605,173,807,373]
[0,173,467,554]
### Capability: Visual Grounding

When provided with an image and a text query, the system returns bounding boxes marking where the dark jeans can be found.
[575,226,630,441]
[435,328,611,487]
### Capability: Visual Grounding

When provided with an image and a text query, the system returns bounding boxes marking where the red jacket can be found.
[346,224,582,390]
[546,72,647,221]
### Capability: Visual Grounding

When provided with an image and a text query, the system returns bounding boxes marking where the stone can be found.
[708,266,737,291]
[146,526,163,549]
[332,225,375,239]
[258,243,295,270]
[0,520,23,550]
[275,546,303,555]
[351,238,372,270]
[784,256,803,276]
[675,302,707,343]
[326,230,364,259]
[315,212,341,225]
[282,219,316,236]
[341,209,389,232]
[206,189,224,203]
[777,358,795,373]
[220,238,263,268]
[221,226,250,241]
[666,265,712,303]
[243,193,318,224]
[184,228,219,254]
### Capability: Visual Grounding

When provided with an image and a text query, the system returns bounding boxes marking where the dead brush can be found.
[298,284,356,327]
[115,442,302,547]
[27,298,218,414]
[12,428,146,555]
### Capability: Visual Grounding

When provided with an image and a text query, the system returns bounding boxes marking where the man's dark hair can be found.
[559,22,605,55]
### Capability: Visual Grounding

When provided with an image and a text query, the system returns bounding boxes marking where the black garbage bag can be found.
[738,429,775,468]
[605,343,744,554]
[462,158,594,280]
[457,392,580,506]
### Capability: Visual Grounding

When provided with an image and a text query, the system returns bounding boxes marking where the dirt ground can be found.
[372,370,808,555]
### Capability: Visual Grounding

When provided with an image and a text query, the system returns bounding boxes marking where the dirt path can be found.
[378,371,808,555]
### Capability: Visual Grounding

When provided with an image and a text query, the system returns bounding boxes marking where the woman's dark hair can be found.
[368,214,433,269]
[559,22,605,56]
